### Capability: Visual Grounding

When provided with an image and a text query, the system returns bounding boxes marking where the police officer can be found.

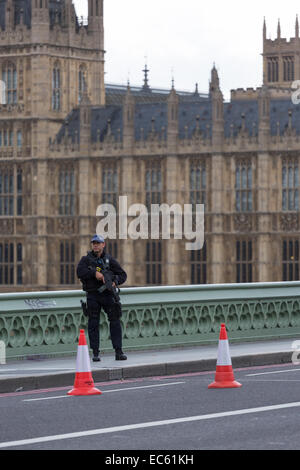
[77,234,127,362]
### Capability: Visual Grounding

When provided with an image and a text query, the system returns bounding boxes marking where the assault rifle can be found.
[96,267,122,320]
[80,266,123,320]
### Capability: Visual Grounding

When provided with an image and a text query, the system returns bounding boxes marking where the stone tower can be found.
[0,0,105,290]
[263,16,300,93]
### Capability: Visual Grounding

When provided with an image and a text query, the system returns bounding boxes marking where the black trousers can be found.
[87,292,122,353]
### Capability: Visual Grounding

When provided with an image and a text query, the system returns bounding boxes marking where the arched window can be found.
[235,159,253,212]
[78,65,87,103]
[2,63,17,105]
[189,159,206,205]
[282,158,299,211]
[267,57,279,83]
[52,64,61,111]
[58,166,76,215]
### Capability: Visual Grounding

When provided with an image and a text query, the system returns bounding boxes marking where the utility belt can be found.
[80,294,122,322]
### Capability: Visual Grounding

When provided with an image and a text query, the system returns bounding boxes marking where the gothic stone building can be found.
[0,2,299,291]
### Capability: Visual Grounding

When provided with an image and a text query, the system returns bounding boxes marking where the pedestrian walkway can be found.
[0,337,297,393]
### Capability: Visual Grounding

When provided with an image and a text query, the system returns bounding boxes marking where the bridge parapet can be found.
[0,282,300,359]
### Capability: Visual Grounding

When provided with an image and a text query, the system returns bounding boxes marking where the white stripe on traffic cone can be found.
[68,330,102,396]
[208,323,242,389]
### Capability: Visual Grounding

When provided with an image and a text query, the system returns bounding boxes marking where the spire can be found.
[258,84,270,149]
[5,0,14,30]
[142,63,151,92]
[277,18,281,39]
[210,64,224,150]
[170,66,175,90]
[167,80,179,151]
[123,82,135,150]
[171,76,175,91]
[263,17,267,41]
[79,89,92,151]
[296,14,299,38]
[210,63,220,93]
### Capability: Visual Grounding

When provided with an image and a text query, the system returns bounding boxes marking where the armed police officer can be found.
[77,234,127,362]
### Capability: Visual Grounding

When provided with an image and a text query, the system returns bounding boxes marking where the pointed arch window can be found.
[283,56,294,82]
[145,161,162,210]
[189,159,206,205]
[52,64,61,111]
[0,242,23,285]
[102,162,118,206]
[2,63,17,105]
[0,165,23,216]
[267,57,279,83]
[235,160,253,212]
[58,166,76,215]
[78,65,87,104]
[282,158,299,211]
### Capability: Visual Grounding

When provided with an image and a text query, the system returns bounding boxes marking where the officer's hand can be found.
[95,271,105,282]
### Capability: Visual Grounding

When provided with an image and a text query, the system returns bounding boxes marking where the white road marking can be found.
[23,395,70,402]
[246,368,300,377]
[103,382,186,393]
[0,368,74,372]
[1,401,300,448]
[22,381,186,402]
[243,379,300,382]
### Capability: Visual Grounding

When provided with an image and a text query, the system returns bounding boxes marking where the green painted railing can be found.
[0,282,300,359]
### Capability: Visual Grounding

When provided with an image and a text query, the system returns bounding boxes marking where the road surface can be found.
[0,363,299,451]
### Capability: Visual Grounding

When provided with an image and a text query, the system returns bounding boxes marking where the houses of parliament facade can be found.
[0,0,300,291]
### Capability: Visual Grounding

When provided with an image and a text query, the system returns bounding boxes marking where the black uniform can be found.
[76,250,127,356]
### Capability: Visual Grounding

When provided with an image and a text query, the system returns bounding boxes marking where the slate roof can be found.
[55,84,300,144]
[178,100,212,139]
[224,100,258,138]
[270,99,300,135]
[56,108,80,144]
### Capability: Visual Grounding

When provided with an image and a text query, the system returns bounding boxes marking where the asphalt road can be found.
[0,363,300,452]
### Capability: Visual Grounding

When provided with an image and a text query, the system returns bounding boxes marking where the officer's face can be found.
[91,241,105,256]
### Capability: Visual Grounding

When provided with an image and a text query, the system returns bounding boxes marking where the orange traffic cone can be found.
[208,323,242,389]
[68,329,102,396]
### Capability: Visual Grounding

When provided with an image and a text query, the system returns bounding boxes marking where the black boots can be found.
[115,349,127,361]
[92,349,127,361]
[92,350,101,362]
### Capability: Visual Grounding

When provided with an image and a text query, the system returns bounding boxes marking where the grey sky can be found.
[73,0,300,101]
